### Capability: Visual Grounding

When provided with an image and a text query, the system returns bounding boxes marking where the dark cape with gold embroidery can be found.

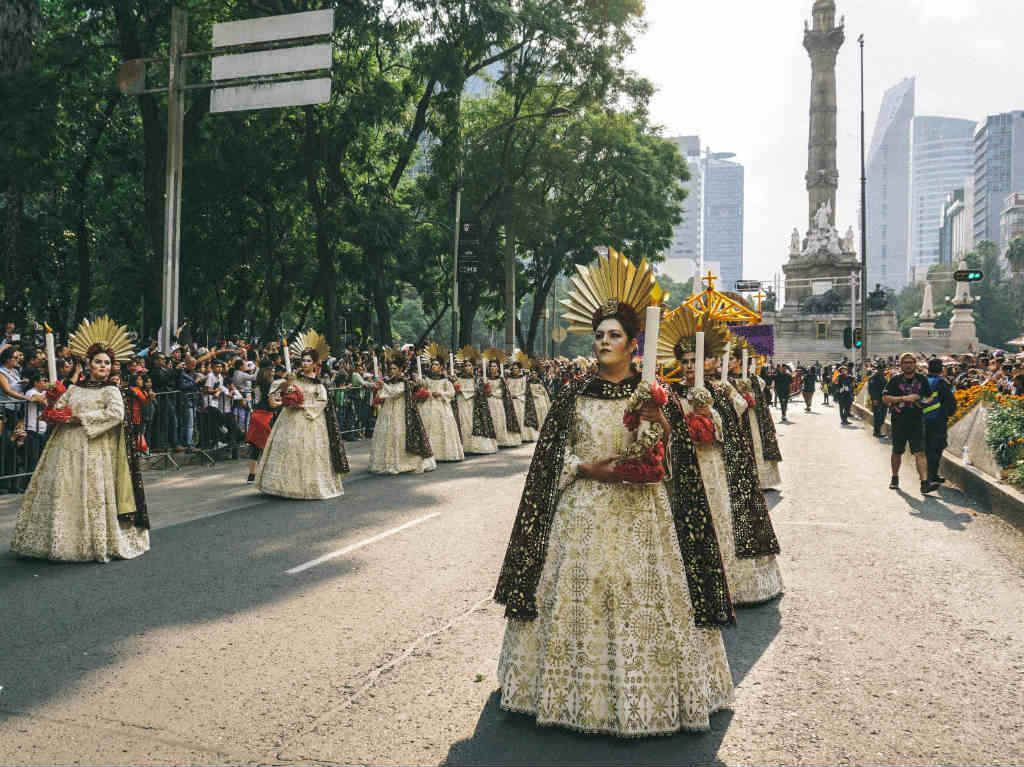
[707,381,780,559]
[323,393,351,474]
[750,376,782,462]
[491,375,521,434]
[467,375,497,438]
[404,381,433,458]
[494,373,735,628]
[112,384,149,531]
[523,379,540,430]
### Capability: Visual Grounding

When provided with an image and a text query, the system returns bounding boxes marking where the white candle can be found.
[641,306,661,383]
[742,347,749,380]
[373,354,380,379]
[695,331,705,389]
[44,324,57,383]
[416,355,423,379]
[720,341,731,383]
[283,340,291,373]
[500,361,504,377]
[449,352,455,376]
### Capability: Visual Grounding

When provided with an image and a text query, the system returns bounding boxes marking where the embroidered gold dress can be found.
[745,378,782,489]
[456,377,497,455]
[369,381,437,474]
[497,395,734,736]
[530,381,550,427]
[256,378,345,499]
[418,376,464,462]
[11,385,150,562]
[488,377,521,448]
[684,387,783,606]
[506,375,538,442]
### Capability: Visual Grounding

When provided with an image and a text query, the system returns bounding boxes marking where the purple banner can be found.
[728,324,774,356]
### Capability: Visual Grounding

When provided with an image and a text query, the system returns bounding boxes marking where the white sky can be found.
[625,0,1024,284]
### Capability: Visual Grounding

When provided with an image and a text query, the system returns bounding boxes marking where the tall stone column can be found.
[803,0,844,229]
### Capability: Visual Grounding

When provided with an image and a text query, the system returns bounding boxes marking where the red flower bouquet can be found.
[280,386,305,408]
[742,393,755,409]
[46,381,67,406]
[412,387,430,402]
[42,407,74,425]
[371,397,384,408]
[614,381,669,484]
[686,412,715,444]
[484,383,493,396]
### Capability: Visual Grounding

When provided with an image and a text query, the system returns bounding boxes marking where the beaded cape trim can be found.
[706,382,780,559]
[472,377,497,439]
[523,381,540,429]
[750,376,782,462]
[493,372,735,627]
[403,383,433,458]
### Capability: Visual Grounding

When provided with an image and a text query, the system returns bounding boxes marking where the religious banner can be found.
[728,324,774,356]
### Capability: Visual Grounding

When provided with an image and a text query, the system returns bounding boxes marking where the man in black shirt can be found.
[882,353,937,494]
[867,362,889,437]
[922,358,956,486]
[834,365,855,424]
[801,365,817,412]
[773,364,793,422]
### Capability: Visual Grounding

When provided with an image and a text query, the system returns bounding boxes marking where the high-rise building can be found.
[703,152,744,290]
[973,111,1024,247]
[865,77,915,292]
[908,116,975,282]
[1000,192,1024,272]
[939,189,964,267]
[664,136,703,265]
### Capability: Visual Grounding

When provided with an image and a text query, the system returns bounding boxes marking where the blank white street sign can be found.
[212,9,333,48]
[212,42,331,80]
[211,77,331,113]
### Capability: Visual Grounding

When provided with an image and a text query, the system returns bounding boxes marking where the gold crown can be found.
[455,345,479,363]
[560,247,667,334]
[68,316,136,363]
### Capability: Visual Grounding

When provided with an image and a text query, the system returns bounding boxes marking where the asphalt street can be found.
[1,392,1022,766]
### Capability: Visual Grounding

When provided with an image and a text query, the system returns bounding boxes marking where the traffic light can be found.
[854,328,864,348]
[843,326,852,349]
[953,269,983,282]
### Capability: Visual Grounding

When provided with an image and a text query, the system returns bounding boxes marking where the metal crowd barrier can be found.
[0,399,47,493]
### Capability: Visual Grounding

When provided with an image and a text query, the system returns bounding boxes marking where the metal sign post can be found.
[160,8,187,353]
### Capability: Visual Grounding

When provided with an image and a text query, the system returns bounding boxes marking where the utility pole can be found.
[859,33,869,365]
[504,216,515,355]
[161,7,187,353]
[450,91,462,350]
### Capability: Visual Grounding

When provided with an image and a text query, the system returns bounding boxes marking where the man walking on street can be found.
[883,352,938,495]
[801,364,817,412]
[868,361,889,437]
[834,365,855,424]
[773,364,793,423]
[923,358,956,486]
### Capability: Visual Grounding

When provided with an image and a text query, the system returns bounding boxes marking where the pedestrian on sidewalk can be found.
[834,365,855,424]
[882,352,938,495]
[773,363,793,422]
[922,358,956,486]
[801,364,817,412]
[867,361,888,437]
[821,364,832,405]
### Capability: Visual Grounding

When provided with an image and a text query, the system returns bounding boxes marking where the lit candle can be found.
[720,341,731,383]
[500,361,504,377]
[373,354,380,379]
[695,331,705,389]
[742,347,749,380]
[449,352,455,376]
[641,306,661,383]
[283,339,291,373]
[44,323,57,383]
[416,355,423,379]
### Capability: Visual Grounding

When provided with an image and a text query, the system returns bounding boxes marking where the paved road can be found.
[1,394,1022,765]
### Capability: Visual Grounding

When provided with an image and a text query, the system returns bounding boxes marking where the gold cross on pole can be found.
[701,270,718,291]
[753,290,766,312]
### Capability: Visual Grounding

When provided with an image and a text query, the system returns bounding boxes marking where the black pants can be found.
[925,422,947,481]
[778,395,789,420]
[872,401,887,435]
[837,397,852,423]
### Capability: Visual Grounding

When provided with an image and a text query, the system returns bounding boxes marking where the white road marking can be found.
[285,512,442,575]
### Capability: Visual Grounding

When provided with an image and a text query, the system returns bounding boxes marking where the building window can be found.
[816,322,827,339]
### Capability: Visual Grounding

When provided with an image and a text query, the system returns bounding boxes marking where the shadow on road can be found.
[0,448,534,723]
[894,488,974,531]
[441,601,781,766]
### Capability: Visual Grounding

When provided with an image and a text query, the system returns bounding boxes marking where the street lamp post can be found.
[859,34,869,365]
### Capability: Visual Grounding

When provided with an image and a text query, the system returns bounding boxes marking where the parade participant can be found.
[483,351,521,447]
[496,251,733,737]
[923,358,956,486]
[454,354,497,455]
[255,331,348,499]
[729,341,782,490]
[416,350,464,462]
[506,356,540,442]
[11,316,149,562]
[822,363,833,405]
[801,363,817,412]
[882,352,937,494]
[867,361,889,437]
[527,363,551,427]
[834,364,855,425]
[244,360,277,482]
[773,363,793,422]
[368,357,436,474]
[660,310,783,606]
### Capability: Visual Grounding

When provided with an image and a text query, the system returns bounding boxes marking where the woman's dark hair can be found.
[233,358,244,371]
[301,348,319,363]
[86,344,112,363]
[590,302,641,340]
[256,366,275,394]
[0,347,16,365]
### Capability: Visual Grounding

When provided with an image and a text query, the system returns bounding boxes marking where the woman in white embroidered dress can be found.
[369,363,437,474]
[528,370,550,428]
[455,359,497,455]
[727,352,781,489]
[504,361,537,442]
[496,303,733,736]
[11,344,150,562]
[486,361,521,448]
[417,358,464,462]
[256,346,346,499]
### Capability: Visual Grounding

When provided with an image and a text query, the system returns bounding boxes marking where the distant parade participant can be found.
[484,354,521,448]
[773,363,793,422]
[923,358,956,486]
[505,356,540,442]
[527,364,551,427]
[800,363,817,412]
[821,363,833,405]
[11,317,149,562]
[867,361,889,437]
[496,251,734,737]
[416,348,464,462]
[454,355,498,455]
[256,331,348,499]
[729,341,782,490]
[368,357,436,474]
[882,352,937,494]
[833,364,855,425]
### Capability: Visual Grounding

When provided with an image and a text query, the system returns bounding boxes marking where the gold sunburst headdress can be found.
[68,316,136,362]
[482,347,507,365]
[657,307,730,381]
[290,329,330,364]
[513,351,532,369]
[560,247,668,335]
[423,342,448,363]
[455,345,479,364]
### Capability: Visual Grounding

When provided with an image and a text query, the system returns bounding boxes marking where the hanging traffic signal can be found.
[854,328,864,348]
[843,326,852,349]
[953,269,983,282]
